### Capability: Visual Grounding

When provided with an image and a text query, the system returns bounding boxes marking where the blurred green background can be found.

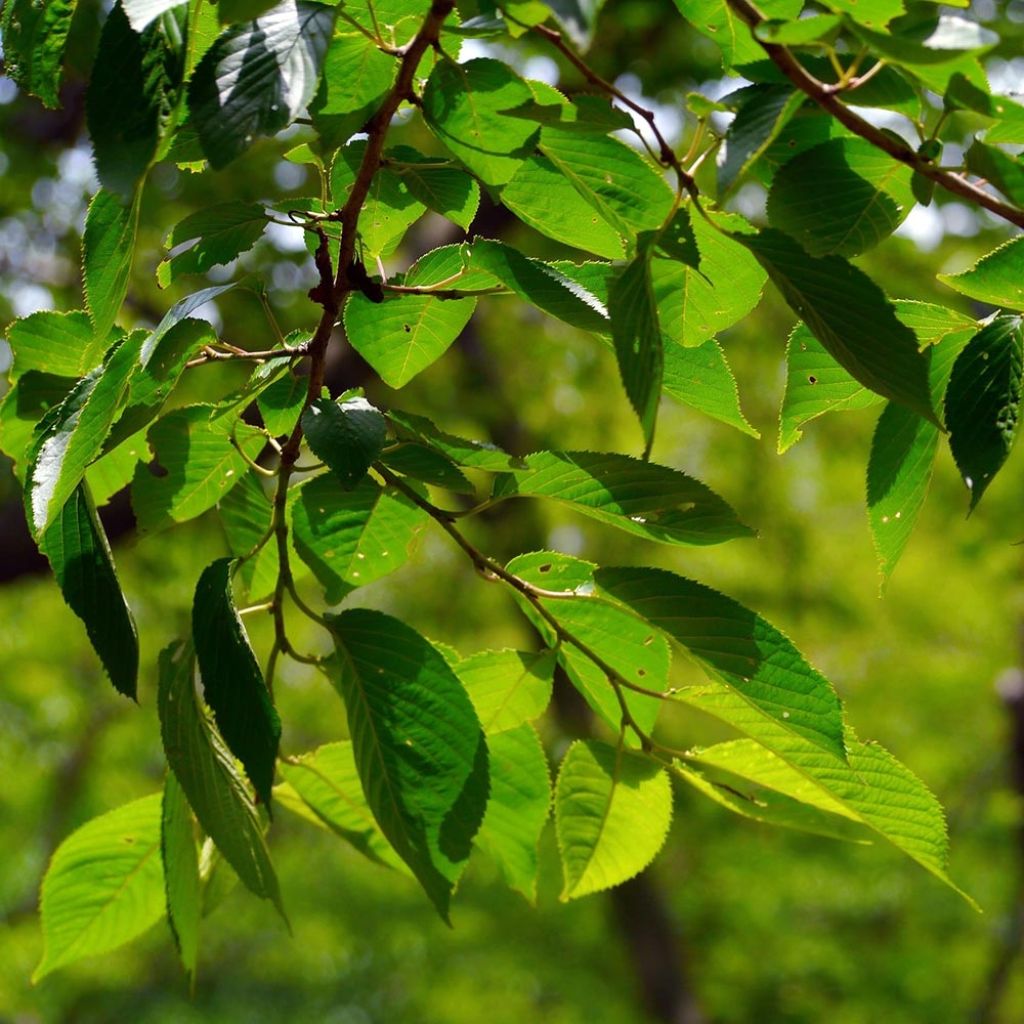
[3,1,1024,1021]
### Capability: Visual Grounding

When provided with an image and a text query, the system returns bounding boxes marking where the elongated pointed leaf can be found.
[387,409,524,472]
[328,609,489,920]
[492,450,753,546]
[161,771,201,980]
[555,740,672,899]
[157,641,286,915]
[475,724,551,903]
[939,235,1024,311]
[278,742,408,873]
[662,339,760,437]
[457,649,556,734]
[301,396,387,488]
[34,794,164,982]
[291,474,428,602]
[188,1,336,168]
[595,566,847,760]
[192,558,281,808]
[945,315,1024,510]
[84,189,141,338]
[41,483,139,699]
[741,228,936,423]
[157,201,267,286]
[0,0,79,107]
[379,442,475,495]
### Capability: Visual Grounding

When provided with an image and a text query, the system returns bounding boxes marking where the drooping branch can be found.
[722,0,1024,230]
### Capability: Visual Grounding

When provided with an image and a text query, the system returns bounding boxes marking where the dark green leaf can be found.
[157,641,286,916]
[387,408,525,472]
[161,770,201,981]
[0,0,78,107]
[379,442,475,495]
[188,2,336,168]
[301,396,386,488]
[328,608,489,919]
[944,72,1024,145]
[41,483,139,700]
[964,140,1024,208]
[945,315,1023,510]
[84,189,142,338]
[157,201,267,286]
[291,474,428,602]
[493,450,753,546]
[388,145,481,232]
[719,85,804,194]
[192,558,281,808]
[740,228,936,423]
[219,0,281,21]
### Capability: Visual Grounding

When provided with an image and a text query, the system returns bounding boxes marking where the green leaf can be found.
[256,369,306,438]
[157,202,267,286]
[188,1,336,168]
[677,740,873,842]
[595,566,847,760]
[277,742,408,873]
[87,428,150,506]
[337,0,440,47]
[740,228,936,423]
[379,442,475,495]
[131,405,264,532]
[83,189,142,338]
[218,470,280,600]
[387,145,481,232]
[506,552,667,742]
[662,339,760,438]
[538,127,674,234]
[964,141,1024,208]
[754,13,842,44]
[40,483,139,700]
[0,373,77,478]
[86,3,186,196]
[0,0,78,107]
[939,236,1024,311]
[33,793,164,982]
[26,333,143,537]
[301,396,387,489]
[944,315,1023,510]
[672,0,801,68]
[386,409,525,472]
[5,310,111,381]
[944,73,1024,145]
[161,770,201,981]
[474,724,551,903]
[816,0,903,28]
[328,608,489,920]
[652,209,767,348]
[555,740,672,899]
[291,474,428,603]
[142,282,237,358]
[310,30,396,150]
[500,155,624,258]
[469,239,609,334]
[493,450,753,546]
[422,57,537,186]
[123,0,188,31]
[157,641,286,915]
[720,85,804,194]
[609,246,662,452]
[219,0,281,21]
[767,138,914,256]
[457,649,556,734]
[192,558,281,809]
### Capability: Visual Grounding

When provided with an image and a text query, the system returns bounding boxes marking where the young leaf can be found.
[662,339,760,438]
[938,235,1024,311]
[301,396,387,489]
[457,649,556,734]
[492,450,754,546]
[131,406,264,533]
[34,794,164,982]
[555,740,672,899]
[84,189,142,338]
[944,315,1024,510]
[290,474,428,603]
[41,483,139,700]
[192,558,281,809]
[161,770,201,981]
[474,724,551,903]
[278,742,408,873]
[157,641,286,915]
[328,608,489,920]
[26,333,143,537]
[422,57,538,186]
[594,566,847,760]
[188,1,336,168]
[741,228,936,424]
[4,310,110,381]
[0,0,79,107]
[86,4,186,196]
[157,201,267,286]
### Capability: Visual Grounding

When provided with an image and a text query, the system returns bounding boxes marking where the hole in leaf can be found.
[807,375,818,384]
[538,563,552,573]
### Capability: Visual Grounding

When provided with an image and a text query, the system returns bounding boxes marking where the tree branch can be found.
[721,0,1024,229]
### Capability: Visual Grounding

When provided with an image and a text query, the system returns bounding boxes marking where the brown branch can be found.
[721,0,1024,229]
[381,283,510,299]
